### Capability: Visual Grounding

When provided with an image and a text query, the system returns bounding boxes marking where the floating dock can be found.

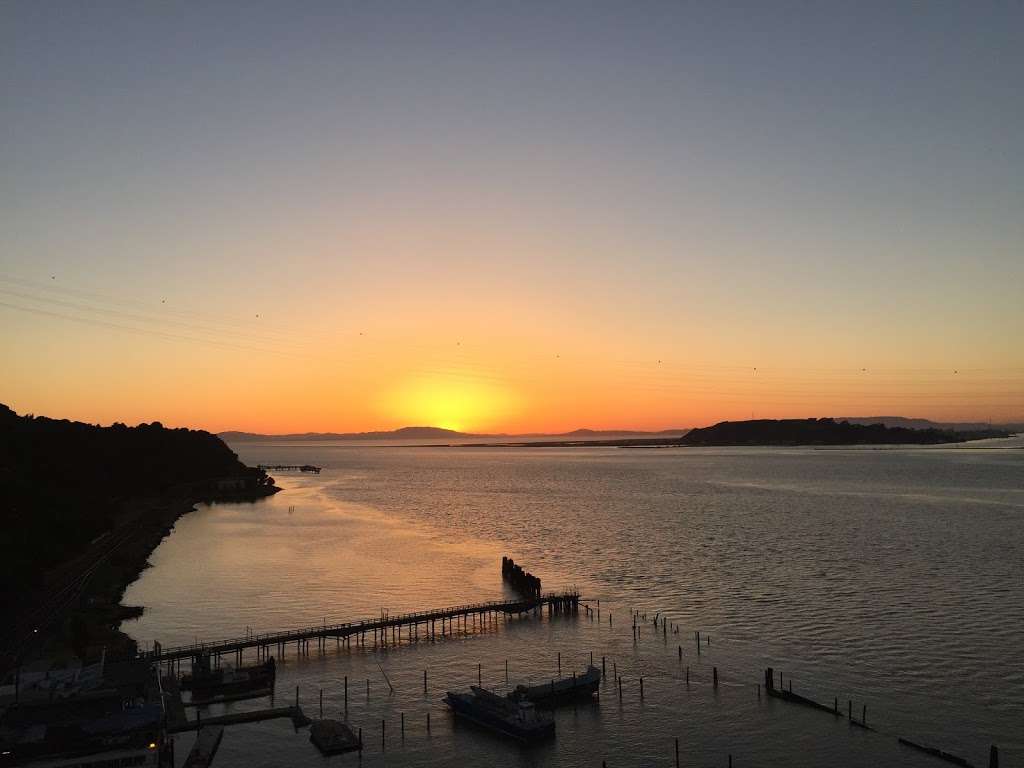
[309,719,361,755]
[170,706,310,733]
[183,725,224,768]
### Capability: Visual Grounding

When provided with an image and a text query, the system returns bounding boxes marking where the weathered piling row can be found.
[763,667,880,735]
[501,556,541,598]
[898,737,975,768]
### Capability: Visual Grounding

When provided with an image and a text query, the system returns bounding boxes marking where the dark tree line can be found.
[0,403,271,602]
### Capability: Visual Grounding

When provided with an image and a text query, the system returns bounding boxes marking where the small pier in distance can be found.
[257,463,321,474]
[143,592,580,667]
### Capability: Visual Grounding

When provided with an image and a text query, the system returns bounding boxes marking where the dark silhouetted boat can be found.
[180,656,275,695]
[513,665,601,705]
[444,686,555,742]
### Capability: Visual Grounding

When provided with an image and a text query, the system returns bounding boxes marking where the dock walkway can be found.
[257,464,321,473]
[143,592,580,666]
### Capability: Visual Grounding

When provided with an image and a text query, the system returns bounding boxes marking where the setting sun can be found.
[379,376,522,433]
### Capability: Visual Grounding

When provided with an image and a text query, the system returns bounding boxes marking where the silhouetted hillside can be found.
[0,404,274,598]
[680,418,1009,446]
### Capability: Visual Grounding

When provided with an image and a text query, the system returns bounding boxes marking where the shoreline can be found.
[3,485,279,677]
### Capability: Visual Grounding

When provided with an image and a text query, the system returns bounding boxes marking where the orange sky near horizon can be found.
[2,271,1021,433]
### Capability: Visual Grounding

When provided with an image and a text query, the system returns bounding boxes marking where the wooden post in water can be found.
[358,728,362,753]
[602,656,606,676]
[757,683,760,699]
[401,712,404,736]
[319,688,323,718]
[427,712,431,733]
[989,745,998,768]
[478,663,482,686]
[381,719,385,749]
[713,667,718,688]
[686,666,690,685]
[295,685,299,709]
[640,676,644,699]
[834,696,838,714]
[424,669,427,693]
[505,659,509,682]
[862,704,866,725]
[558,652,561,677]
[675,737,680,767]
[678,645,682,660]
[848,700,852,721]
[344,676,348,711]
[366,679,370,700]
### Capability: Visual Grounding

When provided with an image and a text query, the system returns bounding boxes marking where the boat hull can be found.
[515,666,601,706]
[444,692,555,742]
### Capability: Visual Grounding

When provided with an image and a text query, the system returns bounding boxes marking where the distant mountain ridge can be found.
[838,416,1023,432]
[220,426,690,442]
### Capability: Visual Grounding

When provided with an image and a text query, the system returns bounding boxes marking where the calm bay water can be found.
[123,440,1024,767]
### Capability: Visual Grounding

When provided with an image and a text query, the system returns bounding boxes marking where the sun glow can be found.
[380,376,521,433]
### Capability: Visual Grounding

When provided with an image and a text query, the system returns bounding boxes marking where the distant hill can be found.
[220,427,690,442]
[680,418,1010,447]
[220,426,474,441]
[837,416,1021,432]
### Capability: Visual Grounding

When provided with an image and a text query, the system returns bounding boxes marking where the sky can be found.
[2,2,1022,433]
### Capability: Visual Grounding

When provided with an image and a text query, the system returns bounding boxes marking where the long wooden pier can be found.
[143,592,579,667]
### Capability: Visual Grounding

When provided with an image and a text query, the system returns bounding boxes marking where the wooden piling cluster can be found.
[501,556,541,598]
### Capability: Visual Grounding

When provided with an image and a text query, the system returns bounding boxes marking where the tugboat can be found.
[513,665,601,706]
[444,686,555,742]
[180,654,275,696]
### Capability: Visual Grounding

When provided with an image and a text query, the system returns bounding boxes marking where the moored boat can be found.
[444,686,555,742]
[180,656,275,695]
[513,665,601,706]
